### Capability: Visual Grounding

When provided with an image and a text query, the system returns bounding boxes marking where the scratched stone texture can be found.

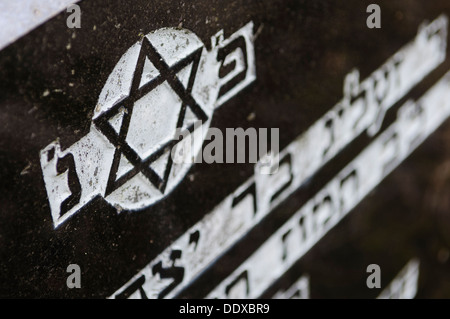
[0,0,450,298]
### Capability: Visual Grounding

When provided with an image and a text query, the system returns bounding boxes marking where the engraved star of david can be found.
[93,37,208,196]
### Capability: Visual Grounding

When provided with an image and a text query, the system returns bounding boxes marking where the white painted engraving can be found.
[206,72,450,298]
[378,259,420,299]
[0,0,80,51]
[40,22,256,228]
[272,275,309,299]
[110,16,447,299]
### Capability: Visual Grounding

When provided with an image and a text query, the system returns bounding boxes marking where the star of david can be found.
[93,36,207,196]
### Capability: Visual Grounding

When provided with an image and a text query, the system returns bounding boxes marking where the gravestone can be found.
[1,0,450,299]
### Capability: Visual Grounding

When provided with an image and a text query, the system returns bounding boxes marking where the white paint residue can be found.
[108,107,126,134]
[181,108,198,131]
[273,275,309,299]
[94,42,141,119]
[177,63,194,89]
[107,172,160,211]
[139,57,160,89]
[116,154,133,180]
[125,81,182,160]
[40,127,115,227]
[146,28,203,67]
[378,259,420,299]
[0,0,80,51]
[150,149,170,179]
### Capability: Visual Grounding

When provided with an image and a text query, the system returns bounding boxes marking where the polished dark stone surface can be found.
[0,0,450,298]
